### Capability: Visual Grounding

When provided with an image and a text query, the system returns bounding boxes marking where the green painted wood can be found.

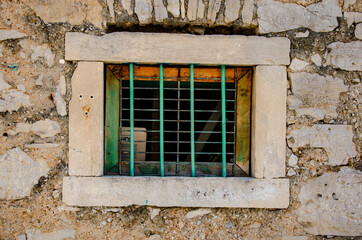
[105,67,120,173]
[235,69,252,175]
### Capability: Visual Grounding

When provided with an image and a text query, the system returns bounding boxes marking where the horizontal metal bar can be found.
[122,151,235,155]
[121,108,234,113]
[120,129,235,134]
[122,161,235,165]
[121,87,235,91]
[120,119,235,123]
[121,98,235,102]
[132,140,234,144]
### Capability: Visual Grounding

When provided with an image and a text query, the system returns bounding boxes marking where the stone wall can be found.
[0,0,361,239]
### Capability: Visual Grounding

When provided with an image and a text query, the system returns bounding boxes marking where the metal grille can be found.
[106,64,250,177]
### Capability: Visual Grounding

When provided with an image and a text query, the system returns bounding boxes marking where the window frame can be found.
[63,32,290,208]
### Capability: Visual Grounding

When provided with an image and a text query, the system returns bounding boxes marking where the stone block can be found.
[69,62,104,176]
[224,0,241,23]
[296,167,361,236]
[135,0,153,25]
[65,32,290,66]
[251,66,287,179]
[326,41,362,71]
[287,125,357,166]
[63,176,290,208]
[0,30,27,41]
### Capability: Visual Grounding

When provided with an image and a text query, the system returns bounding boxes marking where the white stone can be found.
[344,12,362,26]
[149,208,160,219]
[53,89,67,116]
[311,54,322,66]
[224,0,241,23]
[207,0,222,23]
[0,72,11,91]
[289,58,309,71]
[21,0,103,29]
[63,176,290,208]
[252,66,287,178]
[288,125,357,166]
[58,75,66,95]
[15,123,32,133]
[288,73,348,120]
[257,0,342,33]
[59,59,65,64]
[121,0,133,15]
[326,41,362,71]
[180,0,186,18]
[135,0,153,25]
[187,0,198,21]
[107,0,115,21]
[0,44,3,57]
[282,236,308,240]
[0,148,48,200]
[287,168,296,176]
[242,0,254,26]
[296,168,361,236]
[31,45,55,67]
[185,209,212,219]
[24,143,60,149]
[17,234,26,240]
[65,32,290,66]
[30,119,61,138]
[197,0,205,19]
[295,30,309,38]
[0,30,27,41]
[17,84,26,92]
[343,0,356,11]
[0,89,32,113]
[154,0,168,22]
[35,75,43,86]
[25,228,76,240]
[288,154,298,168]
[167,0,180,17]
[355,23,362,40]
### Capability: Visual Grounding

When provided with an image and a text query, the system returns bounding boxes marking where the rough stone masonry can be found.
[0,0,361,239]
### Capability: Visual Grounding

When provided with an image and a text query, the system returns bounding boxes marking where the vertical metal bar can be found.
[190,64,196,177]
[221,65,227,177]
[159,64,164,176]
[130,63,135,176]
[176,80,180,175]
[119,74,123,174]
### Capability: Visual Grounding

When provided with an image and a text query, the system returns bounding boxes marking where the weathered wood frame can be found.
[64,32,289,208]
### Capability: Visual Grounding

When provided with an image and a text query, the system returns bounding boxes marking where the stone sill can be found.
[63,176,289,208]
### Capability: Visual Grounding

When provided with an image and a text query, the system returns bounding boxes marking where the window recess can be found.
[105,64,252,177]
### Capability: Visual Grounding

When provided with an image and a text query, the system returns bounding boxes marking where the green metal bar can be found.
[159,64,164,176]
[130,63,135,176]
[221,65,227,177]
[190,64,195,177]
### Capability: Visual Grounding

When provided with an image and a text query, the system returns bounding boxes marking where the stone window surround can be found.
[62,32,290,208]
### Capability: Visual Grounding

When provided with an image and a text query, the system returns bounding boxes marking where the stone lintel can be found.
[63,176,290,208]
[65,32,290,66]
[251,66,287,178]
[69,62,104,176]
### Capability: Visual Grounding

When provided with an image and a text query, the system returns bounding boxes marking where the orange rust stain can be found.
[81,105,91,119]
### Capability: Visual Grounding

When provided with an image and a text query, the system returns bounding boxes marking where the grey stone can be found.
[0,72,11,91]
[295,30,309,38]
[288,154,298,168]
[344,12,362,26]
[326,41,362,71]
[0,44,3,57]
[107,0,115,21]
[154,0,168,22]
[287,168,296,176]
[185,209,212,219]
[0,89,32,113]
[135,0,153,25]
[53,89,67,116]
[187,0,198,21]
[311,54,322,66]
[0,148,48,200]
[149,208,160,219]
[0,30,27,41]
[288,73,348,120]
[241,0,254,26]
[207,0,222,23]
[63,176,290,208]
[167,0,180,17]
[31,45,55,67]
[288,125,357,166]
[197,0,205,19]
[257,0,342,33]
[35,75,43,86]
[25,228,76,240]
[296,167,361,236]
[224,0,241,23]
[24,143,60,149]
[65,32,290,66]
[180,0,186,18]
[30,119,61,138]
[282,237,308,240]
[58,75,66,95]
[355,23,362,40]
[121,0,133,15]
[17,234,27,240]
[289,58,309,71]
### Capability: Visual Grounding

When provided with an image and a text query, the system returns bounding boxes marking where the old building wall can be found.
[0,0,360,239]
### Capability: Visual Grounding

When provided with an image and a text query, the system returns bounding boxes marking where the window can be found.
[105,64,252,177]
[63,32,290,208]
